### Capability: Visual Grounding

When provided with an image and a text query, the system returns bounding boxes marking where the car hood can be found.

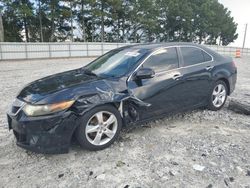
[17,68,113,104]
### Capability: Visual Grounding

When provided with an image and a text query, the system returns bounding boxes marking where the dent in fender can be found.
[74,81,151,125]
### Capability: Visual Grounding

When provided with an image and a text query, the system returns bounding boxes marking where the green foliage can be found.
[1,0,238,45]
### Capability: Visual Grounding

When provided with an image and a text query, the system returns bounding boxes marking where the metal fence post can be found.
[101,42,104,55]
[25,42,28,59]
[86,42,89,57]
[49,43,52,58]
[0,43,2,60]
[68,43,71,57]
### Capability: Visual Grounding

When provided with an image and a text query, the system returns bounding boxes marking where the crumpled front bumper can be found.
[7,110,79,154]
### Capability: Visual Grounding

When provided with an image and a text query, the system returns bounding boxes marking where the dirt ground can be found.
[0,57,249,188]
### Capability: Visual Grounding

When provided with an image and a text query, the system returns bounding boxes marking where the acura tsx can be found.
[7,43,237,153]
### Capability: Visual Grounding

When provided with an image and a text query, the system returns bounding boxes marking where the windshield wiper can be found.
[82,68,97,77]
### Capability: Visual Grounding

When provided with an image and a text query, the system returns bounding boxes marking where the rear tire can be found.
[208,80,228,111]
[75,105,122,151]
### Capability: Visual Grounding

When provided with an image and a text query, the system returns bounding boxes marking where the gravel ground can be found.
[0,57,249,188]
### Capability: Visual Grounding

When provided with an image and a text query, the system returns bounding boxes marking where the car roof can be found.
[126,42,205,50]
[120,42,223,59]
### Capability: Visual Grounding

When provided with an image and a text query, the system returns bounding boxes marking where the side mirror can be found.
[135,67,155,80]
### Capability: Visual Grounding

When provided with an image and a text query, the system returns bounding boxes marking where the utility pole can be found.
[0,13,4,42]
[242,23,248,49]
[38,0,43,42]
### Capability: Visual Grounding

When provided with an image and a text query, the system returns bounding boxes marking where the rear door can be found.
[178,46,214,107]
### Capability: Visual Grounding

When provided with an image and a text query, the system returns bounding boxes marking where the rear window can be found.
[181,47,212,66]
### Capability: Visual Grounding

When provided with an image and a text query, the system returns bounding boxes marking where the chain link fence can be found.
[0,42,249,61]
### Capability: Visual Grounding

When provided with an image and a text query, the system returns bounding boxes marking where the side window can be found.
[143,47,179,72]
[181,47,208,66]
[202,51,212,62]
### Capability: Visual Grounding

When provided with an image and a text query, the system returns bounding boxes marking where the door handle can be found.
[206,66,214,71]
[172,74,182,80]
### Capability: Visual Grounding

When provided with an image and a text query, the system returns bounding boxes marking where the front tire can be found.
[75,105,122,151]
[208,80,228,111]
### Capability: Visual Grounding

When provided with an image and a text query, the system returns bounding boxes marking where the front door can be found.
[127,47,185,120]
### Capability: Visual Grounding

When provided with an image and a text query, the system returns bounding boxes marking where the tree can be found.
[75,0,91,42]
[0,0,238,45]
[1,0,23,42]
[219,9,238,45]
[19,0,34,42]
[37,0,72,42]
[0,13,4,42]
[38,0,43,42]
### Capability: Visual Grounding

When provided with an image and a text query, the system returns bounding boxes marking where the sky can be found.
[219,0,250,48]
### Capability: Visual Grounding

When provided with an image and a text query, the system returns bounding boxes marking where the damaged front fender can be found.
[71,79,151,126]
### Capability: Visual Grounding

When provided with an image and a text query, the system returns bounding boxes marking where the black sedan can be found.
[7,43,237,153]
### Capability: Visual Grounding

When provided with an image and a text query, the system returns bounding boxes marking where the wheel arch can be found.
[73,103,123,150]
[83,100,141,128]
[216,77,230,95]
[213,68,232,96]
[76,101,124,123]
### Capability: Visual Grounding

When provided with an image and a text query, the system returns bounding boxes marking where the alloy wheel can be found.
[85,111,118,146]
[212,84,227,108]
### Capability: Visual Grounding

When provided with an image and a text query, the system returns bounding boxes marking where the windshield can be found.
[84,48,149,78]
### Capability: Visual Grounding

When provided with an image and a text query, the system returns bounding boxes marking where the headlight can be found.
[23,100,75,116]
